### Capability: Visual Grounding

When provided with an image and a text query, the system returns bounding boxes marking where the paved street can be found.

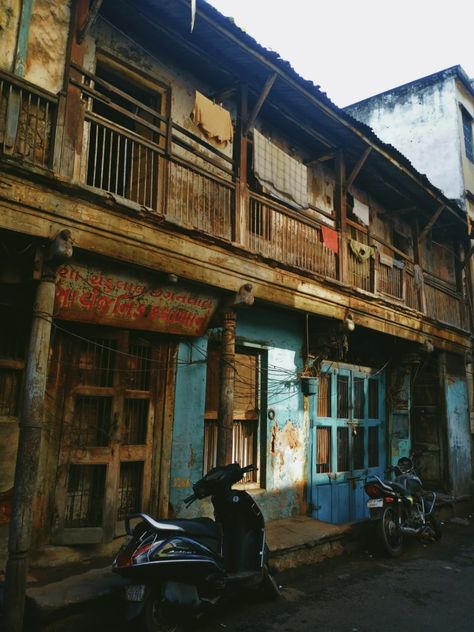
[41,519,474,632]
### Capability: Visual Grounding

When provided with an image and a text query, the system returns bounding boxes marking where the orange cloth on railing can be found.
[321,225,339,254]
[191,91,234,146]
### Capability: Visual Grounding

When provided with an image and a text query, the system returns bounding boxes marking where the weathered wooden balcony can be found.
[0,69,469,333]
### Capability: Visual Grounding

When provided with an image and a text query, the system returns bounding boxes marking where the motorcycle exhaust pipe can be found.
[400,526,422,535]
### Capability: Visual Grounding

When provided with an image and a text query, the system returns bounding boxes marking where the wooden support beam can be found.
[244,72,277,135]
[334,150,347,284]
[380,206,416,217]
[77,0,103,43]
[347,146,372,191]
[418,204,445,244]
[305,150,337,165]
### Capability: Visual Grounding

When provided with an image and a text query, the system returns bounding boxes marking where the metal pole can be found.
[216,308,236,466]
[3,231,73,632]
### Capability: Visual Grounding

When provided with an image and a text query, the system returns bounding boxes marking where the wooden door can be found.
[53,328,169,544]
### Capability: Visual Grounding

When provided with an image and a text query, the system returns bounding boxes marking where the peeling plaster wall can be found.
[455,80,474,198]
[25,0,71,93]
[0,0,20,72]
[169,307,307,523]
[237,307,306,521]
[347,77,464,203]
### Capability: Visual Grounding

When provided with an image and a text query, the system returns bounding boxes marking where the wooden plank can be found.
[347,146,372,191]
[334,149,346,284]
[418,204,445,244]
[0,172,469,352]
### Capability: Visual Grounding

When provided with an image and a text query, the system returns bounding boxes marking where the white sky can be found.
[206,0,474,107]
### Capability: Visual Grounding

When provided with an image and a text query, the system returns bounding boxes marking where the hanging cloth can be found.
[253,129,308,208]
[349,239,375,262]
[191,91,234,146]
[321,225,339,254]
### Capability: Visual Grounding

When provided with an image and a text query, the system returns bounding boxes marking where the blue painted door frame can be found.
[309,363,386,524]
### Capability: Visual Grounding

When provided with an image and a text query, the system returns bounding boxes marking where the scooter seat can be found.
[143,515,220,540]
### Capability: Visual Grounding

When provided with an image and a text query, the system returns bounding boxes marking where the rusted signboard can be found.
[55,261,219,336]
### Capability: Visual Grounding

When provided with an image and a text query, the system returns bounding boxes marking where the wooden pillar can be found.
[55,0,89,178]
[216,308,237,466]
[3,231,73,632]
[233,84,249,245]
[334,149,347,284]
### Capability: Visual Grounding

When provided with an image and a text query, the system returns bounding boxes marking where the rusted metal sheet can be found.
[55,261,220,336]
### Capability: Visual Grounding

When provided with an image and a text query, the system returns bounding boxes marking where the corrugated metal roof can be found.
[102,0,467,230]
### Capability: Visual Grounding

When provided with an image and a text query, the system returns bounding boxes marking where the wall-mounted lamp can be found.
[166,273,179,284]
[342,312,356,332]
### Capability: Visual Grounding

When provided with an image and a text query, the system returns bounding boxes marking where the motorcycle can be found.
[364,456,442,556]
[112,463,279,631]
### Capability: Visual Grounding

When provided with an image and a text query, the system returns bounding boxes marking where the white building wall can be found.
[347,78,465,204]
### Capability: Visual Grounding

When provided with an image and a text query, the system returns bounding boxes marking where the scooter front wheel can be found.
[379,505,403,557]
[142,591,185,632]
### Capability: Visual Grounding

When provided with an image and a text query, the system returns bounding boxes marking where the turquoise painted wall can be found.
[169,306,307,522]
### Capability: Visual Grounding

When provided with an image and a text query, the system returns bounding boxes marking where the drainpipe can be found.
[3,230,73,632]
[216,284,254,467]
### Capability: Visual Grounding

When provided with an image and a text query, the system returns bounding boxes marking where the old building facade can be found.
[0,1,472,606]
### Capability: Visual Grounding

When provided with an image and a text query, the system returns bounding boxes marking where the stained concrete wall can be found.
[169,306,306,523]
[347,76,464,204]
[0,0,20,73]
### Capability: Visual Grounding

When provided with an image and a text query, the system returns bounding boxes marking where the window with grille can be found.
[316,426,331,473]
[204,346,262,484]
[462,106,474,163]
[55,329,162,543]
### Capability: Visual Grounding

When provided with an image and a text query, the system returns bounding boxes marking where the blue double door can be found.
[310,364,386,524]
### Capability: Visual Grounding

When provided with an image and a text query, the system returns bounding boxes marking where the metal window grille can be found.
[353,427,365,470]
[126,341,152,390]
[368,379,379,418]
[368,426,379,467]
[117,461,143,520]
[123,399,149,445]
[317,373,332,417]
[337,427,350,472]
[462,108,474,163]
[337,375,349,418]
[316,426,331,473]
[64,464,106,528]
[70,396,112,447]
[78,338,116,387]
[353,377,365,419]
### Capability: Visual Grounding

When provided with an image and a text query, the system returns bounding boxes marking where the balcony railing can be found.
[0,66,469,334]
[0,70,57,169]
[247,193,338,278]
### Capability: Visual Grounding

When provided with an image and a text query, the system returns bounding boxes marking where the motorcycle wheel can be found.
[427,514,442,541]
[378,505,403,557]
[142,592,185,632]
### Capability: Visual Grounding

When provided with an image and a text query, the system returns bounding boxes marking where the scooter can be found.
[112,463,279,631]
[364,456,442,557]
